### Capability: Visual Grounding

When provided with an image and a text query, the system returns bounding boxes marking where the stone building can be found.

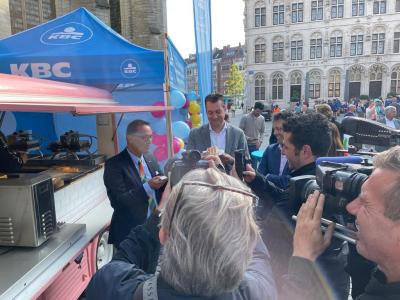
[186,44,246,96]
[244,0,400,108]
[0,1,11,38]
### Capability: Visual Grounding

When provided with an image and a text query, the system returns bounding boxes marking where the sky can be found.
[167,0,245,59]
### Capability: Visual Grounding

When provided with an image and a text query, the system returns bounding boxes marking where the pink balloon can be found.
[182,99,190,109]
[172,137,181,154]
[152,134,167,146]
[151,101,165,118]
[153,146,168,161]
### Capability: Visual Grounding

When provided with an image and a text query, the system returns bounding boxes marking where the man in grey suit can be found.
[378,106,400,129]
[187,93,249,168]
[376,106,400,152]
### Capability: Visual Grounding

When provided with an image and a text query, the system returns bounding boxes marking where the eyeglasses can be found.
[168,181,259,231]
[132,134,153,142]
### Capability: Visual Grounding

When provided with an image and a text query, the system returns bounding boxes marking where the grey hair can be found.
[384,106,397,115]
[373,146,400,220]
[159,168,259,296]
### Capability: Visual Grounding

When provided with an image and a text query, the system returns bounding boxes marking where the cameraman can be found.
[284,146,400,300]
[86,163,277,300]
[242,113,350,299]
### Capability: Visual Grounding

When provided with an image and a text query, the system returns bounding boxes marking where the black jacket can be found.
[282,257,400,300]
[104,149,163,247]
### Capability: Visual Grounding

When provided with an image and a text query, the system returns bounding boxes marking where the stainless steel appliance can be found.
[0,174,56,247]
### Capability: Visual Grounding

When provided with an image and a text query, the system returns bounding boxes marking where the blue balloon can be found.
[152,118,167,134]
[187,91,198,101]
[172,121,190,140]
[170,89,186,109]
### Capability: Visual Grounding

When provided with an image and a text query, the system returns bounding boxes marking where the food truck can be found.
[0,73,171,299]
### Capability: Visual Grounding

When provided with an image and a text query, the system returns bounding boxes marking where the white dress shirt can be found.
[385,117,396,129]
[209,122,227,153]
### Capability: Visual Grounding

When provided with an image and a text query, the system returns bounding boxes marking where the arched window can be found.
[255,38,266,63]
[350,29,364,56]
[391,66,400,94]
[255,73,266,101]
[290,71,302,85]
[272,36,284,62]
[328,70,341,97]
[254,2,266,27]
[309,70,321,99]
[330,31,343,57]
[272,73,284,100]
[310,32,322,59]
[291,34,303,60]
[349,65,363,82]
[370,65,384,81]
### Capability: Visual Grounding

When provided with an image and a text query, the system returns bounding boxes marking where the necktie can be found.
[138,159,157,214]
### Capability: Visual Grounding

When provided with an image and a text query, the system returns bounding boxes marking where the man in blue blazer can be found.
[187,93,249,167]
[257,111,292,188]
[104,120,166,248]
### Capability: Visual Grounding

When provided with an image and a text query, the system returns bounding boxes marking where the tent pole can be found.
[163,32,174,159]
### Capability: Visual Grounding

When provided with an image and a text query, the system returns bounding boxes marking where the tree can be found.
[225,64,244,107]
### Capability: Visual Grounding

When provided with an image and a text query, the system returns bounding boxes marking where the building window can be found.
[309,71,321,99]
[330,34,343,57]
[272,73,284,100]
[292,2,304,23]
[397,0,400,12]
[350,34,363,56]
[391,67,400,94]
[328,70,341,97]
[255,6,266,27]
[394,32,400,53]
[291,39,303,60]
[310,37,322,59]
[273,5,284,25]
[331,0,344,19]
[255,74,266,101]
[255,39,266,63]
[272,40,284,62]
[373,1,386,15]
[352,0,365,16]
[311,0,323,21]
[372,33,385,54]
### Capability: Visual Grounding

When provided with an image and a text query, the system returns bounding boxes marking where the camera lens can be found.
[301,179,320,201]
[188,150,201,163]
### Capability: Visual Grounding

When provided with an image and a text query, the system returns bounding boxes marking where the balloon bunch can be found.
[186,92,202,128]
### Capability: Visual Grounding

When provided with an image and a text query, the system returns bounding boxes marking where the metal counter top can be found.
[0,200,113,300]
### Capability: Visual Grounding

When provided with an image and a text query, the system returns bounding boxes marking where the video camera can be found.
[164,150,209,187]
[289,161,373,219]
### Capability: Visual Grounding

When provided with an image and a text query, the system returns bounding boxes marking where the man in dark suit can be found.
[257,111,292,188]
[104,120,166,248]
[187,93,249,167]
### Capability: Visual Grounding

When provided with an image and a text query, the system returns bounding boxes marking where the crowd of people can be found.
[86,93,400,300]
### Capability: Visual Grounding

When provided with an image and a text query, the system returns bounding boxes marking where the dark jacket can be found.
[257,143,290,189]
[86,214,278,300]
[104,149,163,247]
[282,256,400,300]
[249,162,349,299]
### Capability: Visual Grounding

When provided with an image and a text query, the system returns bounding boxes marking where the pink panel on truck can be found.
[37,248,91,300]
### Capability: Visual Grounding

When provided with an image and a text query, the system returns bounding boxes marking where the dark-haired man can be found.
[257,111,292,188]
[243,113,350,299]
[187,93,249,167]
[104,120,166,248]
[239,101,265,167]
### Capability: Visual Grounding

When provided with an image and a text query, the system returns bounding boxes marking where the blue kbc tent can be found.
[0,8,186,153]
[0,7,165,90]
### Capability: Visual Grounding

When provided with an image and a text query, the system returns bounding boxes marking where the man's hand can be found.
[219,153,234,165]
[204,154,223,169]
[242,164,256,183]
[292,191,335,261]
[148,176,167,189]
[256,141,261,149]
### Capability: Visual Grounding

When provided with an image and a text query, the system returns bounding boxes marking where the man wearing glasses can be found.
[104,120,166,248]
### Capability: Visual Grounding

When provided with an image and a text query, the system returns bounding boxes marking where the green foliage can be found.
[359,94,369,100]
[225,64,244,98]
[387,92,397,97]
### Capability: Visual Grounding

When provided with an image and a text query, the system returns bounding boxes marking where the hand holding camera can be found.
[149,175,168,189]
[292,191,335,261]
